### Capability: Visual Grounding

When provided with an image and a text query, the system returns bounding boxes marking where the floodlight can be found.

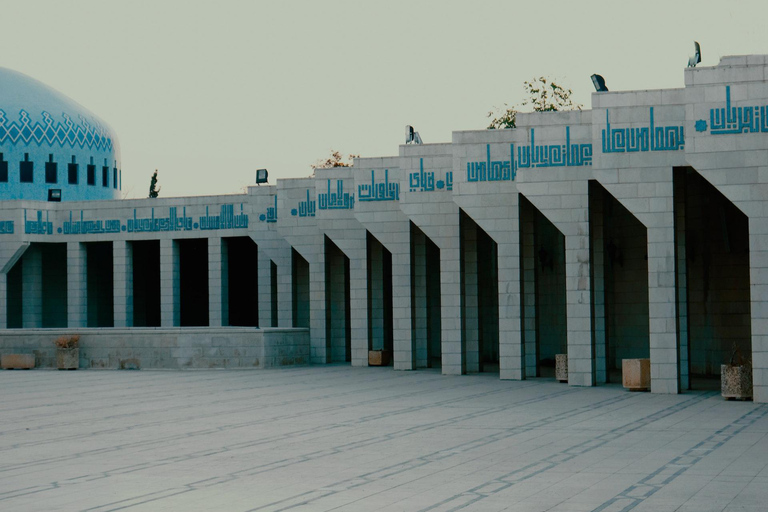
[687,41,701,68]
[256,169,268,185]
[405,125,423,144]
[48,188,61,202]
[591,74,608,92]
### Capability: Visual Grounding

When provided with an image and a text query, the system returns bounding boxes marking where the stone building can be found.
[1,56,767,402]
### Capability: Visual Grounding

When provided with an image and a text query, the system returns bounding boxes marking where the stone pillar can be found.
[21,245,43,328]
[113,240,132,327]
[590,188,608,384]
[751,227,768,403]
[369,239,384,351]
[393,247,415,370]
[0,272,6,329]
[66,242,86,328]
[258,249,272,327]
[520,203,537,378]
[348,244,368,367]
[674,177,689,392]
[461,215,480,373]
[498,237,524,381]
[441,241,463,375]
[565,229,594,386]
[208,238,224,327]
[277,253,292,327]
[160,239,179,327]
[309,254,327,363]
[648,215,679,394]
[410,228,427,369]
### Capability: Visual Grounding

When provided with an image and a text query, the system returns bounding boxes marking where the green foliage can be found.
[311,150,360,170]
[148,169,160,198]
[487,77,582,129]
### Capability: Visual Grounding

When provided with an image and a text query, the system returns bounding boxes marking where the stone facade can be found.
[3,56,768,400]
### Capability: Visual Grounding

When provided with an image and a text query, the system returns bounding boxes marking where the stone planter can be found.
[622,358,650,391]
[56,348,79,370]
[1,354,35,370]
[368,350,391,366]
[721,364,752,400]
[555,354,568,383]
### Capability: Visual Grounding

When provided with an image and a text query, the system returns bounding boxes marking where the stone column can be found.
[520,205,537,379]
[258,249,272,327]
[0,272,6,329]
[674,178,689,392]
[309,254,327,363]
[441,240,463,375]
[113,240,132,327]
[160,239,179,327]
[410,229,427,369]
[461,215,480,373]
[277,253,293,327]
[22,245,43,328]
[648,217,679,394]
[590,188,608,385]
[348,242,368,367]
[208,238,224,327]
[66,242,86,328]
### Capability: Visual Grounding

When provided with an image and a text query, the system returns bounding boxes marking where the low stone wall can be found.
[0,327,310,369]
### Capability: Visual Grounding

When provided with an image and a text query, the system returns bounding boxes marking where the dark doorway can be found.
[86,242,114,327]
[225,237,258,327]
[178,238,209,326]
[131,240,161,327]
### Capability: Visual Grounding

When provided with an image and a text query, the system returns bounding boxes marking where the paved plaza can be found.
[2,366,768,512]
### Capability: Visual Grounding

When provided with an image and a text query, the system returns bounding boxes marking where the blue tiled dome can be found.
[0,67,121,201]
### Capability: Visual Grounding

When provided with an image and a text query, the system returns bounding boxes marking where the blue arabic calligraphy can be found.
[0,221,14,234]
[260,195,277,223]
[602,107,684,153]
[24,210,53,235]
[358,169,399,202]
[697,85,768,135]
[318,179,354,210]
[518,127,592,168]
[293,189,316,217]
[409,159,453,192]
[64,211,121,234]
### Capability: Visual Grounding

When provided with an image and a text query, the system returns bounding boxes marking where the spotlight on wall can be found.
[48,188,61,202]
[256,169,268,185]
[687,41,701,68]
[405,125,423,145]
[591,74,609,92]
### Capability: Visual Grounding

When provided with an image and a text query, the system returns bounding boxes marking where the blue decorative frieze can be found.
[518,127,592,168]
[358,169,399,202]
[62,211,120,234]
[602,108,684,153]
[468,145,516,182]
[467,128,591,182]
[0,109,115,151]
[128,207,194,233]
[18,205,249,236]
[0,220,14,234]
[695,85,768,134]
[291,190,316,217]
[24,210,53,235]
[318,179,354,210]
[259,195,277,223]
[199,204,249,230]
[409,158,453,192]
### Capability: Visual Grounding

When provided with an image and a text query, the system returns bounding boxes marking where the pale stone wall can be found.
[0,327,309,369]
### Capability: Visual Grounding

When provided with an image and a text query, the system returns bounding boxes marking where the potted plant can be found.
[721,343,752,400]
[54,335,80,370]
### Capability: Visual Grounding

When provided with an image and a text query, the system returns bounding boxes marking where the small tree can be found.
[311,150,359,170]
[148,170,160,198]
[487,77,582,129]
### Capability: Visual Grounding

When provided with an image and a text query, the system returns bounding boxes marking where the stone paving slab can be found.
[1,366,767,512]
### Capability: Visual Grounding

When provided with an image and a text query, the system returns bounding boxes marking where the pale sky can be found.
[1,0,767,198]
